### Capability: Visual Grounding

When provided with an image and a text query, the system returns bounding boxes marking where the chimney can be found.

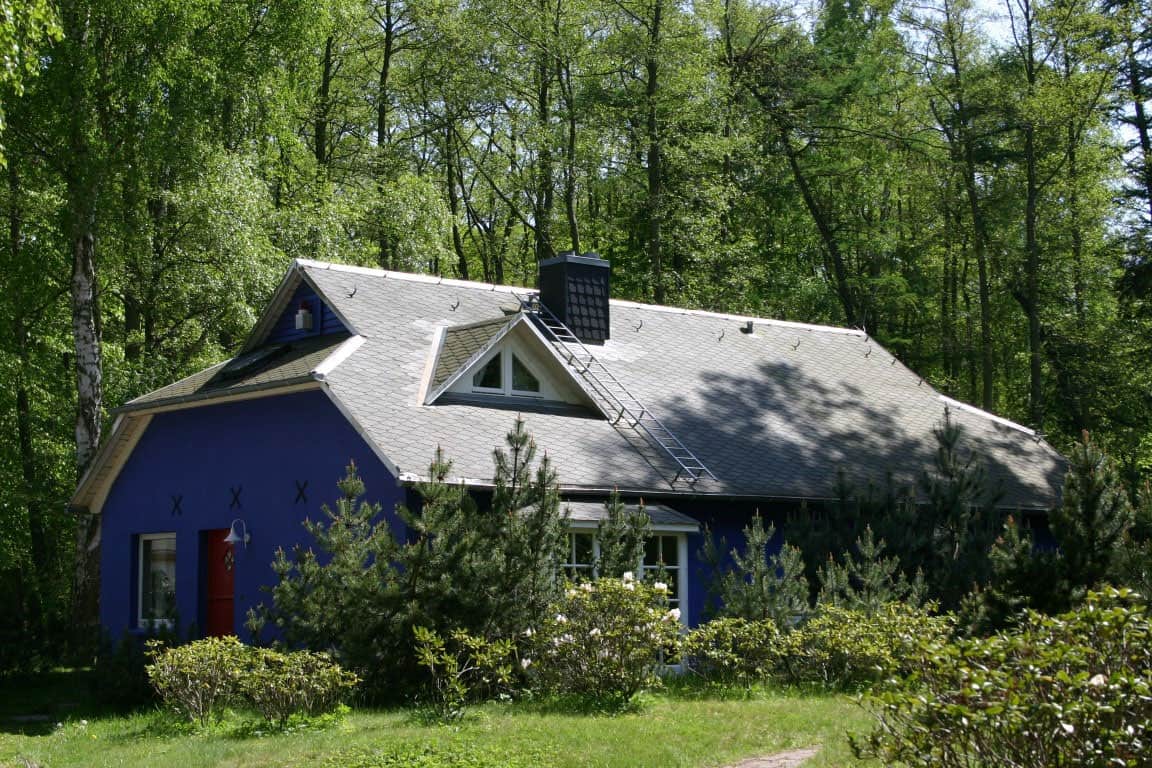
[538,252,611,344]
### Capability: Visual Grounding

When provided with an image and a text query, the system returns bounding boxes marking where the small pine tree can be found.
[596,491,651,578]
[1051,431,1135,592]
[717,515,811,628]
[917,410,1003,608]
[474,417,568,637]
[249,461,405,694]
[252,418,569,701]
[817,526,923,614]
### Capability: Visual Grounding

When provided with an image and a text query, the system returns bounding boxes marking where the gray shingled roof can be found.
[120,333,350,412]
[289,261,1063,509]
[562,501,699,530]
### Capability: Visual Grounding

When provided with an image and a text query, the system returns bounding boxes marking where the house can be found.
[70,253,1065,638]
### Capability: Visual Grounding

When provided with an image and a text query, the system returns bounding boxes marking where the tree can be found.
[1050,430,1135,591]
[0,0,59,161]
[595,491,651,579]
[817,526,924,613]
[253,418,567,699]
[714,515,811,628]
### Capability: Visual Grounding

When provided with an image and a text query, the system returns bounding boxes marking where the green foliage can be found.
[145,636,249,726]
[777,603,949,690]
[251,418,566,701]
[413,627,514,722]
[595,492,651,579]
[527,576,681,707]
[856,588,1152,767]
[712,515,811,628]
[1051,431,1135,592]
[682,618,781,687]
[237,647,358,728]
[816,526,924,613]
[146,636,356,729]
[2,0,1149,674]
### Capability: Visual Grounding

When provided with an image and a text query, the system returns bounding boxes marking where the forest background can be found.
[0,0,1149,666]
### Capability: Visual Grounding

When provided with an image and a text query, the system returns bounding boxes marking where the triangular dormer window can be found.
[425,315,602,413]
[469,349,543,398]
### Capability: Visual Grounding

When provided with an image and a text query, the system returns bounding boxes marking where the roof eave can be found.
[115,378,322,415]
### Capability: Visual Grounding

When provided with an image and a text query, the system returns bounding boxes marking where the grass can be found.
[0,675,877,768]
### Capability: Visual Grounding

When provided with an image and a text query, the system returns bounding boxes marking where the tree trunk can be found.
[1023,117,1044,429]
[534,0,555,262]
[559,59,581,254]
[444,124,468,278]
[61,0,105,630]
[645,0,665,302]
[315,35,334,169]
[9,162,46,641]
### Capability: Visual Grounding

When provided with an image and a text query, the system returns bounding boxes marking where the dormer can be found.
[425,315,601,413]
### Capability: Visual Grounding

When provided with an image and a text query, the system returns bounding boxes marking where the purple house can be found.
[70,254,1064,639]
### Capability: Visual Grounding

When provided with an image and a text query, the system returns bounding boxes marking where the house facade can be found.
[71,254,1065,639]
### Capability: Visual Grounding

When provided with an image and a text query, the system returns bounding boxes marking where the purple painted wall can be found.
[266,281,347,345]
[99,389,400,641]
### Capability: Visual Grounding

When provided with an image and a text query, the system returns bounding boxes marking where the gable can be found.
[426,316,601,411]
[265,280,348,345]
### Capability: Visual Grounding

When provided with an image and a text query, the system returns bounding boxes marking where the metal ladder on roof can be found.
[521,295,717,485]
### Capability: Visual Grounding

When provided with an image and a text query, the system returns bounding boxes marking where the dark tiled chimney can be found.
[538,252,611,344]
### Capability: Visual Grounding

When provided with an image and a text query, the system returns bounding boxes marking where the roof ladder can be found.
[522,295,717,485]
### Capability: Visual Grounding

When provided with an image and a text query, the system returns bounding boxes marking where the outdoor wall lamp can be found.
[224,519,250,549]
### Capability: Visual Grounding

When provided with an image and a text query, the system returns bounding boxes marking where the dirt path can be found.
[724,747,821,768]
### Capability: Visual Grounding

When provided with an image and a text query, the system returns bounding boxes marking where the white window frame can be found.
[470,349,543,398]
[563,524,689,626]
[642,533,688,615]
[138,532,177,630]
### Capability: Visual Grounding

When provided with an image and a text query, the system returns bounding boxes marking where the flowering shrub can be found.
[855,588,1152,767]
[413,627,514,721]
[682,618,781,687]
[777,603,948,689]
[527,575,681,706]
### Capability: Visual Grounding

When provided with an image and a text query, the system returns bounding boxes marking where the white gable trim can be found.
[313,335,366,380]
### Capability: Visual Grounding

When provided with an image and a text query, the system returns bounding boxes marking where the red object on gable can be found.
[204,530,235,637]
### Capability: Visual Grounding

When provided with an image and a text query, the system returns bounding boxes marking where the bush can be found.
[527,575,681,707]
[413,627,514,721]
[146,636,248,726]
[855,588,1152,767]
[147,636,357,728]
[682,618,780,687]
[238,647,359,727]
[778,603,948,689]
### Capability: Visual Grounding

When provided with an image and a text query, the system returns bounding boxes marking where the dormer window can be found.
[472,350,542,397]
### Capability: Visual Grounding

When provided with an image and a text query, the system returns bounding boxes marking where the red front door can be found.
[204,530,235,637]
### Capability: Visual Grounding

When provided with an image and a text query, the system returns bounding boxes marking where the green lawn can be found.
[0,679,876,768]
